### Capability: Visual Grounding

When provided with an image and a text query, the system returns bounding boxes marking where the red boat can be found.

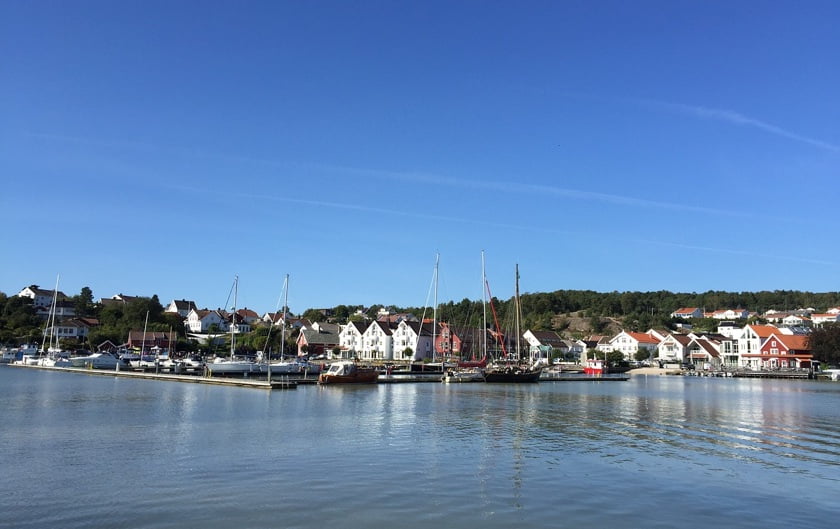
[318,361,379,384]
[583,358,606,375]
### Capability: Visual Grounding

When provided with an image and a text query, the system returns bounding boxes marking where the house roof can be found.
[768,333,811,352]
[625,332,660,344]
[747,324,779,338]
[673,307,699,314]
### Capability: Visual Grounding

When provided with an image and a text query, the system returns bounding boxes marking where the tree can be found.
[606,350,625,366]
[634,348,651,362]
[808,324,840,366]
[72,287,95,318]
[402,347,413,359]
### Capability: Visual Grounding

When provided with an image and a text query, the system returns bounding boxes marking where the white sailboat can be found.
[206,276,259,376]
[260,275,319,378]
[36,275,62,366]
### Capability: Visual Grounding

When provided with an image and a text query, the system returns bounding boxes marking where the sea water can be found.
[1,367,838,528]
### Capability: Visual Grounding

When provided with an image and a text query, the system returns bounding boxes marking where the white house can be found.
[165,299,197,317]
[17,285,67,308]
[360,320,395,361]
[736,324,778,363]
[184,309,228,333]
[599,331,661,360]
[812,313,840,327]
[338,321,369,357]
[710,309,750,320]
[522,330,567,363]
[782,314,810,327]
[391,320,436,361]
[656,333,692,363]
[671,307,703,319]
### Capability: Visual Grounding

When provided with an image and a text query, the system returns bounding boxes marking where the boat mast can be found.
[141,310,149,358]
[433,253,438,363]
[280,273,288,363]
[481,251,487,361]
[230,275,238,359]
[41,274,60,354]
[515,263,521,363]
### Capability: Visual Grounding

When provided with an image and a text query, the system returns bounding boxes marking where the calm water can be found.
[1,367,838,529]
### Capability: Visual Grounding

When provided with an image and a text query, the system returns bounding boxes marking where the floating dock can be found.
[7,363,297,389]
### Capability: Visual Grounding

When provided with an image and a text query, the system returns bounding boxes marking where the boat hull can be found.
[483,367,542,383]
[318,371,379,384]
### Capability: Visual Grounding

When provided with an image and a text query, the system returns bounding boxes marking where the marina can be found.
[2,365,838,529]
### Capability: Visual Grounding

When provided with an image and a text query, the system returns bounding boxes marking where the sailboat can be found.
[482,263,542,383]
[260,274,320,378]
[206,276,259,376]
[443,253,487,383]
[36,275,63,366]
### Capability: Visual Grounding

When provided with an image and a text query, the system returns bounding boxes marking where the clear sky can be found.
[2,1,838,315]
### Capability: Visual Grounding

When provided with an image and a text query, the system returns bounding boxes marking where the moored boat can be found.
[442,367,485,383]
[318,360,378,384]
[583,358,606,375]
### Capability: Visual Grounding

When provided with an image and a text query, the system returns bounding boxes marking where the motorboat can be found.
[442,367,485,383]
[318,361,378,384]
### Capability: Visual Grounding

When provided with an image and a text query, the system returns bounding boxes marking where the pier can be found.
[8,363,298,389]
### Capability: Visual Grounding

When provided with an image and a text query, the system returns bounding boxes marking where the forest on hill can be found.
[3,288,840,350]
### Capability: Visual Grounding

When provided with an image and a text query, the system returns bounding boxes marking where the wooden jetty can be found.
[7,363,297,389]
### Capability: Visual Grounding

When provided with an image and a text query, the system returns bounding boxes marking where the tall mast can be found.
[281,274,288,360]
[230,275,238,359]
[515,263,521,362]
[433,253,438,362]
[481,251,487,360]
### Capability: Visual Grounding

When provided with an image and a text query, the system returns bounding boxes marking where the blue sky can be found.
[2,1,838,315]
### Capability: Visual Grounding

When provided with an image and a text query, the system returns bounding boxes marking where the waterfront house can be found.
[686,337,722,369]
[48,317,96,342]
[745,332,813,369]
[522,329,567,364]
[338,320,369,357]
[656,333,692,363]
[127,330,176,353]
[298,322,340,358]
[671,307,703,319]
[392,320,436,362]
[359,320,395,361]
[599,331,661,360]
[737,324,779,363]
[165,299,197,317]
[435,323,485,360]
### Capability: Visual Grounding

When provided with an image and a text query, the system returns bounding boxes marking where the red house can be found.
[747,333,813,369]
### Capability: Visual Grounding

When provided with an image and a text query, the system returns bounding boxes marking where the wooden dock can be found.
[7,363,297,389]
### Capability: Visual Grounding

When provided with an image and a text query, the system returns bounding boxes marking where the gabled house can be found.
[599,330,661,360]
[782,314,810,327]
[671,307,703,319]
[49,318,95,341]
[435,324,485,360]
[657,333,692,363]
[392,320,437,362]
[686,337,722,369]
[745,332,813,369]
[127,330,176,353]
[165,299,197,317]
[298,322,341,358]
[522,330,566,364]
[338,321,369,357]
[235,308,260,325]
[17,284,67,307]
[737,324,779,360]
[359,320,394,360]
[710,309,750,320]
[184,308,227,334]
